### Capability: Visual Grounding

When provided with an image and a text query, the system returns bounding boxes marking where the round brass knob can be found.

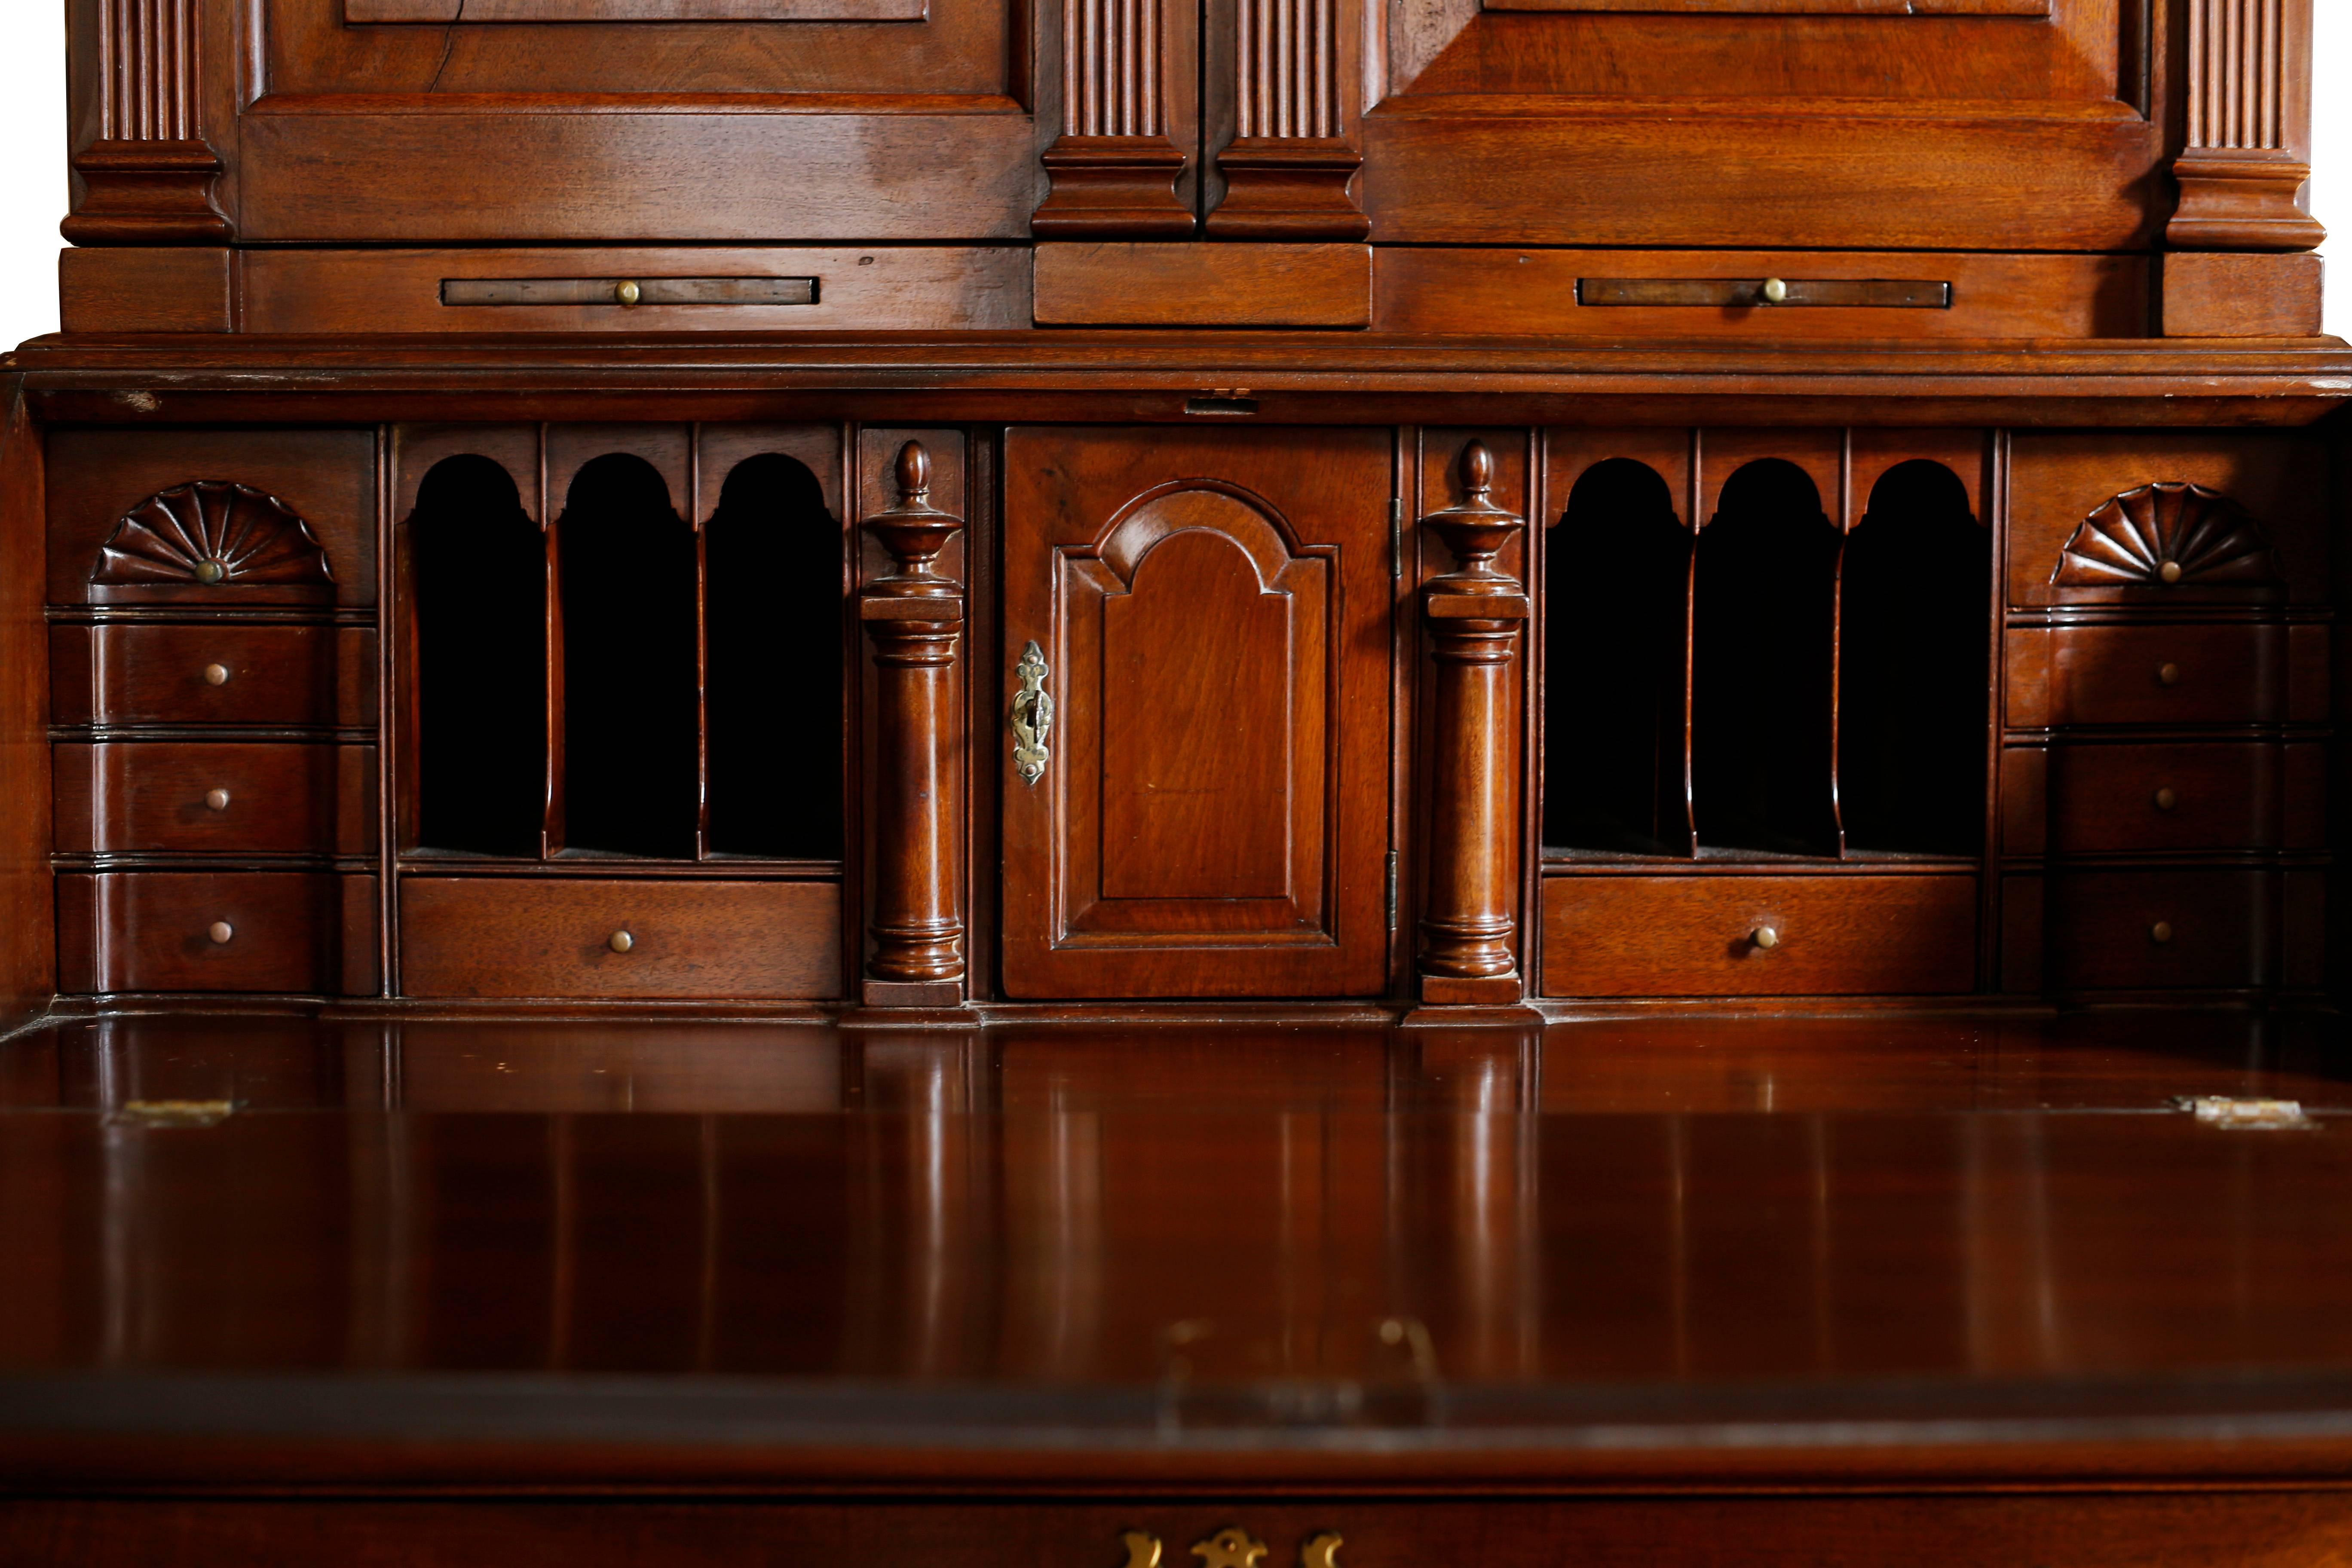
[608,930,634,954]
[615,279,642,306]
[2158,560,2183,585]
[2150,920,2175,944]
[193,560,226,585]
[205,788,231,812]
[1752,925,1780,950]
[2153,785,2177,811]
[1760,277,1789,305]
[2157,662,2181,686]
[202,662,230,686]
[207,921,234,945]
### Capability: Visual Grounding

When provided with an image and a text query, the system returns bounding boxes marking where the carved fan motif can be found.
[2052,482,2278,589]
[92,482,334,588]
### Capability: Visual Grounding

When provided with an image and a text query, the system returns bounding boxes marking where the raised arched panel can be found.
[1097,503,1320,903]
[1001,430,1391,1000]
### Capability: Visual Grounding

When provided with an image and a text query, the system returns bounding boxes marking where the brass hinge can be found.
[1385,851,1399,933]
[1390,498,1405,579]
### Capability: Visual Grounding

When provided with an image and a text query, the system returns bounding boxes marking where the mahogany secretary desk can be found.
[3,0,2352,1562]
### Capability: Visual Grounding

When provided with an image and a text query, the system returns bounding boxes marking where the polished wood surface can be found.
[1,1015,2350,1474]
[0,381,51,1035]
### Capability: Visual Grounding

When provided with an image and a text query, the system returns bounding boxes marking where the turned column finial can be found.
[860,438,968,1001]
[1416,438,1530,1005]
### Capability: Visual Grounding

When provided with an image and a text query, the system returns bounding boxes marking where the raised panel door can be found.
[1001,429,1392,999]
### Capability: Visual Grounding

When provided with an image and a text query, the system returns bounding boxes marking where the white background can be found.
[0,11,2343,344]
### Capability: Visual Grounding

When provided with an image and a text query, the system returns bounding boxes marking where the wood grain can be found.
[1376,250,2149,338]
[2162,251,2324,335]
[1033,242,1371,325]
[54,625,374,732]
[52,742,375,858]
[55,870,345,993]
[398,878,843,999]
[1540,873,1978,997]
[242,248,1030,334]
[58,248,234,334]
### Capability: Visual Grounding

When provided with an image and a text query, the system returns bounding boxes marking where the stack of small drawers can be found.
[46,430,379,999]
[2000,444,2329,1001]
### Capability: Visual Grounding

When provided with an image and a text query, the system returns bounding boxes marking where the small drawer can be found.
[53,742,375,857]
[399,877,842,1000]
[2045,623,2279,728]
[51,624,375,730]
[1540,873,1978,998]
[2047,869,2266,991]
[55,872,349,994]
[2046,742,2276,855]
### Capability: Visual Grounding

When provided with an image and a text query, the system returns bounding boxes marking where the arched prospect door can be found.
[1001,428,1393,999]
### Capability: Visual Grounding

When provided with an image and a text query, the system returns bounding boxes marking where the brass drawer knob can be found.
[608,930,635,954]
[1760,276,1789,304]
[205,788,231,811]
[615,279,642,306]
[2151,921,2175,944]
[208,921,234,945]
[2158,560,2183,584]
[1751,925,1780,950]
[2153,785,2177,811]
[2157,662,2181,686]
[193,560,226,585]
[202,662,231,686]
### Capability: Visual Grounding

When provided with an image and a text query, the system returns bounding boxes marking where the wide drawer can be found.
[55,872,362,994]
[399,878,842,1000]
[2046,742,2276,856]
[54,742,374,857]
[1540,874,1978,998]
[49,624,375,729]
[2047,869,2268,991]
[2025,623,2279,729]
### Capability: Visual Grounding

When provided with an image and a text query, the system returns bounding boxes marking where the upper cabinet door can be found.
[103,0,1042,243]
[1001,429,1393,1000]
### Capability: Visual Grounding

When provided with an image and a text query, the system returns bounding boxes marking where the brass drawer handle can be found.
[2151,921,2175,944]
[441,276,818,308]
[205,788,231,811]
[202,662,230,686]
[2153,785,2177,811]
[1011,640,1054,786]
[1751,924,1780,950]
[1577,277,1951,309]
[2157,661,2182,686]
[207,921,234,945]
[608,930,635,954]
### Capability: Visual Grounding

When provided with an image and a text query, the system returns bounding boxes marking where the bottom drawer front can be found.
[2049,869,2266,991]
[1541,874,1978,998]
[59,872,344,994]
[400,878,842,1000]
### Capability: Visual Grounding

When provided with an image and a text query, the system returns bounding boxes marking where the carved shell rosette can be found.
[2052,482,2278,593]
[92,482,334,599]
